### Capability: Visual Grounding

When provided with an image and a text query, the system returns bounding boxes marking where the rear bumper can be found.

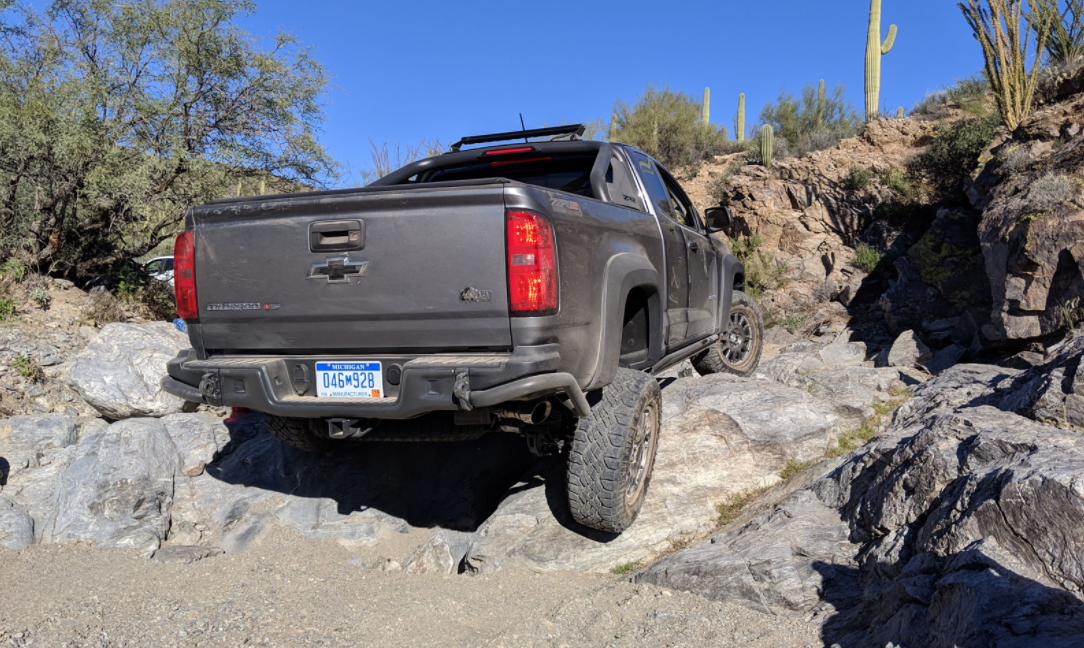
[162,345,590,419]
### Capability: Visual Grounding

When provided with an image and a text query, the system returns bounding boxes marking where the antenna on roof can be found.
[519,113,528,143]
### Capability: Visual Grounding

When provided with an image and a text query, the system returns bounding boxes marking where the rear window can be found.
[423,155,597,198]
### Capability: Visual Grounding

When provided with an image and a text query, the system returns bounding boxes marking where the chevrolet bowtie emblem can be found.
[307,256,369,284]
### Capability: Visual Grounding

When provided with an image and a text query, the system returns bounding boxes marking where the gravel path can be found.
[0,526,821,647]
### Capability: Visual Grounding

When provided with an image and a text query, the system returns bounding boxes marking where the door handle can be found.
[687,241,700,252]
[310,219,364,252]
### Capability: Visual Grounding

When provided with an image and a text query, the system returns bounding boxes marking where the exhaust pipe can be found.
[496,401,552,425]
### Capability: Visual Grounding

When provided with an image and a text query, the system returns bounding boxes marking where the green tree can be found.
[758,83,861,151]
[0,0,336,277]
[613,86,729,168]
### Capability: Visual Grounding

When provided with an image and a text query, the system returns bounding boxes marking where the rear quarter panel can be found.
[506,185,665,390]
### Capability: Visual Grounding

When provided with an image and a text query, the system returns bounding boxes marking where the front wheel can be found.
[566,368,662,533]
[692,290,764,378]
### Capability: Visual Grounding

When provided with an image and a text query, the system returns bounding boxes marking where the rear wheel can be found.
[263,414,333,453]
[692,290,764,378]
[566,368,661,533]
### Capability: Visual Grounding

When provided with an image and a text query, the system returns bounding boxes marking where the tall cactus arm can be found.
[882,24,897,54]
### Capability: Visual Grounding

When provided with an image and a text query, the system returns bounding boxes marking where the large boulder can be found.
[638,359,1084,647]
[463,374,851,574]
[63,322,189,419]
[0,414,78,479]
[0,496,34,549]
[46,418,183,555]
[970,90,1084,342]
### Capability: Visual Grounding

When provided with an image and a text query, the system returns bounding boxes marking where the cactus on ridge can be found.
[760,124,773,168]
[737,93,746,143]
[702,87,711,131]
[865,0,897,122]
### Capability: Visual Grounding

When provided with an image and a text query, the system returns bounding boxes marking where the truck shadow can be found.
[206,412,541,533]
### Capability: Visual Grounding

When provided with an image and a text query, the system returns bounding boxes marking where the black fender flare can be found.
[585,254,662,392]
[718,254,745,331]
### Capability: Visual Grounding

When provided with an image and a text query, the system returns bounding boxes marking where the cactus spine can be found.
[737,93,746,143]
[702,87,710,131]
[817,79,826,128]
[609,112,617,141]
[760,124,774,168]
[865,0,897,122]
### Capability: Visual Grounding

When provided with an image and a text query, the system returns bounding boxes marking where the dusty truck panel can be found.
[191,183,512,353]
[163,124,761,534]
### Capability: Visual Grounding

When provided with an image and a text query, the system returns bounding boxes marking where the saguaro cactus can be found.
[737,93,746,142]
[609,112,617,141]
[760,124,774,168]
[702,87,711,131]
[865,0,897,122]
[817,79,826,128]
[896,107,904,119]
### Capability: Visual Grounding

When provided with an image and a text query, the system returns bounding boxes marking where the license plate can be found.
[315,361,383,398]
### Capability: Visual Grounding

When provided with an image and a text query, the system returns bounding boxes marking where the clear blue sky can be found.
[239,0,984,184]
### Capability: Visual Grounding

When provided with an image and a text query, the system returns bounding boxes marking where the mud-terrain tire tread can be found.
[693,290,764,378]
[566,368,661,533]
[263,414,333,453]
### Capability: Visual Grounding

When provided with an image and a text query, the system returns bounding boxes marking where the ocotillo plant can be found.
[817,79,826,128]
[865,0,897,121]
[760,124,774,168]
[702,87,711,131]
[737,93,746,142]
[609,112,617,141]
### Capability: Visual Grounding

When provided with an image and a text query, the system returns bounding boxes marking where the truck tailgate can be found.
[192,184,511,352]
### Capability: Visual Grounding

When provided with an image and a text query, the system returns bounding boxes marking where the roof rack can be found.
[449,124,586,152]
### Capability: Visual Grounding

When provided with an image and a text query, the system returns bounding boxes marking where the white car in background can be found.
[143,256,175,287]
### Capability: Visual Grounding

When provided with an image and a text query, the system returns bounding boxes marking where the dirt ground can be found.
[0,525,822,648]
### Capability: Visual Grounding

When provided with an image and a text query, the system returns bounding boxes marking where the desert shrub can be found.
[708,161,744,204]
[83,292,127,327]
[612,87,731,168]
[728,232,787,298]
[1027,172,1077,210]
[758,83,861,151]
[1000,146,1033,174]
[781,313,804,334]
[879,168,917,200]
[12,353,44,383]
[910,115,1000,201]
[29,287,50,309]
[914,73,991,116]
[1,258,26,283]
[0,296,15,322]
[844,166,874,192]
[853,243,884,272]
[795,127,852,157]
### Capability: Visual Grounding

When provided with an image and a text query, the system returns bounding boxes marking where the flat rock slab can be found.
[0,415,78,479]
[464,374,848,574]
[62,322,189,419]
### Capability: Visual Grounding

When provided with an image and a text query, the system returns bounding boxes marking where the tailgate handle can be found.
[310,219,364,252]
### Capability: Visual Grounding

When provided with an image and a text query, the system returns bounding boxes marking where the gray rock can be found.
[0,415,78,479]
[403,530,476,575]
[922,343,966,375]
[882,330,933,368]
[465,375,847,574]
[639,357,1084,648]
[0,496,34,549]
[151,544,224,564]
[62,322,189,419]
[46,418,182,555]
[160,413,231,477]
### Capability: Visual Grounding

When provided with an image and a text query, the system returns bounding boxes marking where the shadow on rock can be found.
[207,413,540,533]
[813,553,1084,648]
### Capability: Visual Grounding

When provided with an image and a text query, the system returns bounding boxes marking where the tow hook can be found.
[198,371,223,406]
[453,370,472,411]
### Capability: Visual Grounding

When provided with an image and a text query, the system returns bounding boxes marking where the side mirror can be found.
[704,206,733,233]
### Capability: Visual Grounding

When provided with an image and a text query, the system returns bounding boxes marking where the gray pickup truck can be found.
[163,124,763,533]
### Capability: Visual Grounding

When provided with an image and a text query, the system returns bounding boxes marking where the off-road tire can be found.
[692,290,764,378]
[263,414,333,453]
[566,368,662,533]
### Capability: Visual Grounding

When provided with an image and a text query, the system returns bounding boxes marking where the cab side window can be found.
[658,167,702,232]
[628,151,679,222]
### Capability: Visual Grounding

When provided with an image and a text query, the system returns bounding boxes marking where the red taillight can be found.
[174,231,197,321]
[506,210,557,313]
[484,147,535,155]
